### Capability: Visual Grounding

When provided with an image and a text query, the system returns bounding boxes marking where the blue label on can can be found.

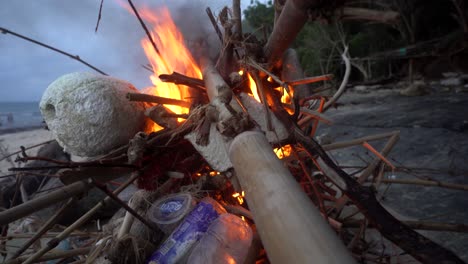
[147,200,220,264]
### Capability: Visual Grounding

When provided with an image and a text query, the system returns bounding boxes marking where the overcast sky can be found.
[0,0,258,102]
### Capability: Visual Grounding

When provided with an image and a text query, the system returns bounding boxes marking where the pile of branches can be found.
[0,0,466,263]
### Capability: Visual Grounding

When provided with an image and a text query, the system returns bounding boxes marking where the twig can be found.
[94,0,105,33]
[6,247,91,264]
[287,74,334,86]
[344,219,468,233]
[323,46,350,111]
[377,178,468,192]
[9,198,76,260]
[126,92,191,108]
[0,27,107,75]
[21,174,139,264]
[0,140,54,162]
[92,180,159,233]
[232,0,242,40]
[206,8,224,43]
[295,128,464,263]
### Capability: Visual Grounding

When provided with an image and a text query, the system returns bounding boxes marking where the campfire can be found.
[0,1,466,264]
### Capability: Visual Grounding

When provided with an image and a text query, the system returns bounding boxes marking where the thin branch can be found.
[323,46,350,111]
[0,27,107,75]
[158,72,206,93]
[126,0,170,71]
[206,8,224,43]
[287,74,334,86]
[0,140,54,162]
[94,0,105,33]
[126,92,191,108]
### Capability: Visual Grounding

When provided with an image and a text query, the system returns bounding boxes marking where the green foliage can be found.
[243,1,404,80]
[243,1,274,36]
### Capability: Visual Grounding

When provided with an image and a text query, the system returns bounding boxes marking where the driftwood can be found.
[295,130,464,263]
[338,7,399,24]
[200,57,355,263]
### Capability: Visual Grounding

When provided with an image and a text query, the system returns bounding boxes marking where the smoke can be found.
[0,0,247,101]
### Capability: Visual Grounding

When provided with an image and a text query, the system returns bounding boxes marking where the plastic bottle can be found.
[187,213,252,264]
[146,197,226,264]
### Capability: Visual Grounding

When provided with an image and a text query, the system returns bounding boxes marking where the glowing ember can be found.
[274,144,292,159]
[136,7,202,131]
[247,73,261,102]
[232,191,245,205]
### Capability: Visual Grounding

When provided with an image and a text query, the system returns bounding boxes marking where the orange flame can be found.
[136,7,202,131]
[274,144,292,159]
[247,73,261,102]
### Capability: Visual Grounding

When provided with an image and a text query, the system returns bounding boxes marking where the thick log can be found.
[229,131,355,263]
[264,0,346,67]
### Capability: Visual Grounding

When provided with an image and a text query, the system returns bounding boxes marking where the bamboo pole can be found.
[229,131,355,263]
[0,181,91,226]
[21,174,139,264]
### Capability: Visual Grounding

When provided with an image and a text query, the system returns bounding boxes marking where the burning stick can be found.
[126,92,191,108]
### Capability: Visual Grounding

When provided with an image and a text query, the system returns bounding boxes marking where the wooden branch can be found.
[0,140,55,162]
[264,0,345,68]
[158,72,206,92]
[287,74,334,86]
[232,0,242,40]
[264,0,315,67]
[338,7,399,24]
[6,247,91,264]
[126,0,170,71]
[295,129,464,263]
[9,197,76,260]
[94,0,105,32]
[322,131,398,151]
[126,92,191,108]
[344,219,468,233]
[378,178,468,192]
[333,132,399,214]
[0,181,91,226]
[206,8,223,43]
[21,173,139,264]
[92,180,159,233]
[0,27,107,75]
[323,47,351,111]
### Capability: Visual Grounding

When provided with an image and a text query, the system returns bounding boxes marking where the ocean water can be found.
[0,102,44,134]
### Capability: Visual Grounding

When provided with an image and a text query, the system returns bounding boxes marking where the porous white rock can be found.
[40,72,149,157]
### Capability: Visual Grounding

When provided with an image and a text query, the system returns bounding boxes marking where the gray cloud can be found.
[0,0,254,102]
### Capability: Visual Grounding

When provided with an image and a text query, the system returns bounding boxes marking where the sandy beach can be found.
[0,129,54,175]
